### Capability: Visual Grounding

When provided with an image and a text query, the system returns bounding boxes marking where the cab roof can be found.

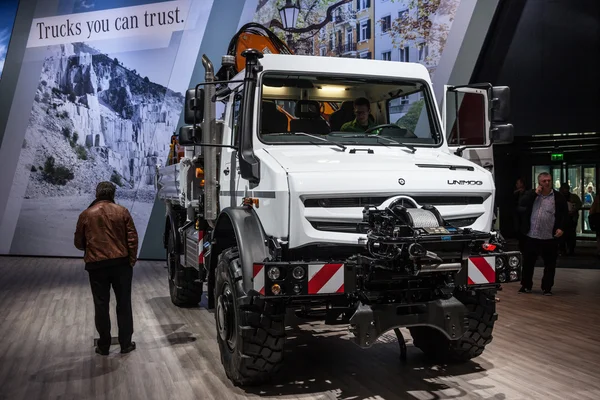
[257,53,432,82]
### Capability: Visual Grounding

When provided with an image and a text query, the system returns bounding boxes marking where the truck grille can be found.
[310,221,367,233]
[304,195,484,208]
[309,216,478,232]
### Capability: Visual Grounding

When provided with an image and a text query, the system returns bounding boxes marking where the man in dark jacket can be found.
[517,172,568,295]
[74,182,138,355]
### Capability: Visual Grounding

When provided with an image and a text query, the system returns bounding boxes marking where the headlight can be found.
[509,270,519,281]
[509,256,520,268]
[292,266,305,280]
[267,267,281,280]
[496,257,505,270]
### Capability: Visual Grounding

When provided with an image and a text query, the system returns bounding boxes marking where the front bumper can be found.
[348,297,469,348]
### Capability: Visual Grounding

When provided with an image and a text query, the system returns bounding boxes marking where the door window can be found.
[583,167,597,206]
[582,166,596,234]
[531,166,562,190]
[446,92,486,146]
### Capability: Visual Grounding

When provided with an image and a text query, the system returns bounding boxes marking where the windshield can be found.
[258,72,441,147]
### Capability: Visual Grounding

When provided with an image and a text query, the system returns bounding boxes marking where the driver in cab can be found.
[340,97,376,133]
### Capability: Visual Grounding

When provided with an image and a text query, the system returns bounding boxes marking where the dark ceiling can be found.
[472,0,600,136]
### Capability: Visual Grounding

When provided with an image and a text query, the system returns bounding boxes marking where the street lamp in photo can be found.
[278,0,300,45]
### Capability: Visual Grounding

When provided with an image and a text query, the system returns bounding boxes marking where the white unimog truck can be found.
[156,29,521,386]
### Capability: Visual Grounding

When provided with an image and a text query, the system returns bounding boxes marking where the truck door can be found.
[443,84,513,176]
[219,90,243,208]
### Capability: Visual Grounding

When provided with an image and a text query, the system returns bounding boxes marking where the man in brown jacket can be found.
[75,181,138,355]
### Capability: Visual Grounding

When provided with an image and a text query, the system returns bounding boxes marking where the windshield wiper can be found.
[293,132,347,151]
[340,134,416,153]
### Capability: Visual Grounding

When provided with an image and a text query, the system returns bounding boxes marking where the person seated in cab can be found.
[340,97,376,133]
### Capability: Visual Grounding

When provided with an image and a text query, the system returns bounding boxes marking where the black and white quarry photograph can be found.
[11,41,184,256]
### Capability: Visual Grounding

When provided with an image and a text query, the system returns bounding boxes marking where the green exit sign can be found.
[551,153,564,161]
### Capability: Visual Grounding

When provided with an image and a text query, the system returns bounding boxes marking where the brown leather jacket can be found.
[74,199,138,270]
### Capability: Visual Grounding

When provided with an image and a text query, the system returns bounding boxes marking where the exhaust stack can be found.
[202,54,217,227]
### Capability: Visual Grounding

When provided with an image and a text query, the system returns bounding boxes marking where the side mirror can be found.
[491,123,514,144]
[491,86,510,123]
[184,88,205,125]
[178,126,202,146]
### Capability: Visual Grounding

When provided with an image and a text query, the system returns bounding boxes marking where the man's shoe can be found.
[518,287,531,294]
[543,290,553,296]
[95,346,109,356]
[121,342,136,354]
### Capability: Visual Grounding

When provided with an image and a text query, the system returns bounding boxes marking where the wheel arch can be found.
[208,206,271,295]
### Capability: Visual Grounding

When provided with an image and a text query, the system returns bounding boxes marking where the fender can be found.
[208,206,271,296]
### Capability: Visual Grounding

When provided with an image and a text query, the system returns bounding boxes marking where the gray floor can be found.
[1,256,600,400]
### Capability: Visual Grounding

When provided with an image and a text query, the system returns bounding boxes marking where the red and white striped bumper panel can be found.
[308,263,344,294]
[252,263,345,296]
[468,256,496,285]
[253,264,265,295]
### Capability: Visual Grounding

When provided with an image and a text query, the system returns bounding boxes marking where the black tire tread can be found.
[171,268,203,307]
[410,290,497,362]
[217,248,285,386]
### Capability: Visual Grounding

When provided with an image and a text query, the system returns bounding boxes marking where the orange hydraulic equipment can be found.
[216,23,293,81]
[215,23,339,129]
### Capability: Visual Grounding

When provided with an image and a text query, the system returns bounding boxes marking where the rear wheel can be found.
[215,247,285,386]
[166,227,203,307]
[409,290,497,362]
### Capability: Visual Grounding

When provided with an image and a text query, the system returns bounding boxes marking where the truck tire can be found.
[409,290,497,362]
[166,228,203,307]
[215,247,285,386]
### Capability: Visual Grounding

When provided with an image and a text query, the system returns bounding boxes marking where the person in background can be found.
[589,195,600,258]
[74,182,138,355]
[340,97,376,133]
[584,184,596,230]
[559,183,582,256]
[584,184,595,205]
[513,177,527,253]
[517,172,568,296]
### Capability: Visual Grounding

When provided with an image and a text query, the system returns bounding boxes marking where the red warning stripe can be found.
[198,231,205,264]
[253,264,265,295]
[308,263,343,294]
[469,257,495,283]
[252,264,262,277]
[336,283,344,293]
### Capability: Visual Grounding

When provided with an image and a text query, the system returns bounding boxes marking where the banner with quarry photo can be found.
[5,0,214,256]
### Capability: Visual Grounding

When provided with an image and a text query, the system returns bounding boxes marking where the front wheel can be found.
[409,290,497,362]
[215,247,285,386]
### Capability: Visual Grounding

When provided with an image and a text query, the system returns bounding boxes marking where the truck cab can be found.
[219,54,498,246]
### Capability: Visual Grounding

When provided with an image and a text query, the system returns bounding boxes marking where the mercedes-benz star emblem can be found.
[398,178,405,185]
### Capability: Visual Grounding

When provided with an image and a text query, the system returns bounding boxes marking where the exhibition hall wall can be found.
[0,0,483,259]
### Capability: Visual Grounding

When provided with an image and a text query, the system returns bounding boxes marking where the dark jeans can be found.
[88,263,134,349]
[521,236,559,291]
